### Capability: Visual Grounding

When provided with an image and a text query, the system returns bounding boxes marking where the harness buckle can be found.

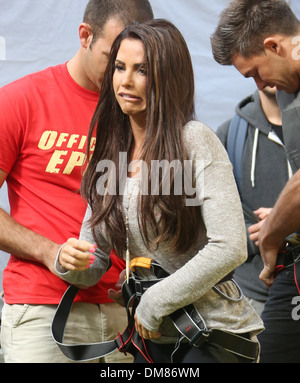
[189,329,211,348]
[134,280,144,297]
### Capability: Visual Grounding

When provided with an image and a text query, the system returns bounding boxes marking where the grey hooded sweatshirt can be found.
[217,90,291,302]
[277,90,300,173]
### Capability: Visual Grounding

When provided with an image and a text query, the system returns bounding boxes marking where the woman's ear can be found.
[79,23,93,49]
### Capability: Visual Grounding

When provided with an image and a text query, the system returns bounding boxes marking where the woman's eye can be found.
[138,67,147,75]
[114,63,124,72]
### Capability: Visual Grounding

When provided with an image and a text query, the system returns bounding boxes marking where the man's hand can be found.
[250,171,300,288]
[248,207,272,245]
[248,207,281,288]
[108,270,126,306]
[258,246,282,288]
[258,212,286,288]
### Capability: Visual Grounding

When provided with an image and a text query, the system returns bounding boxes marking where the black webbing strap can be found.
[51,281,155,362]
[51,261,259,362]
[51,285,118,361]
[169,304,259,361]
[208,329,258,360]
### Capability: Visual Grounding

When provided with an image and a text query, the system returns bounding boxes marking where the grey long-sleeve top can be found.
[56,120,264,341]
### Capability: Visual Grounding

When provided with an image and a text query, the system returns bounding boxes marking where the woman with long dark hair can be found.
[55,19,264,363]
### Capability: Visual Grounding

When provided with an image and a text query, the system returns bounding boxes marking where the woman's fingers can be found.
[59,238,97,271]
[134,314,161,340]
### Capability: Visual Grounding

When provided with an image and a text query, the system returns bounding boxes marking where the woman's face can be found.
[113,38,147,126]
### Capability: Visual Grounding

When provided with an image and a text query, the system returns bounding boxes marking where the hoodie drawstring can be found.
[250,128,259,188]
[268,130,293,180]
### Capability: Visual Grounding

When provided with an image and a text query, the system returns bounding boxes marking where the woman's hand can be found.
[59,238,97,271]
[134,314,161,340]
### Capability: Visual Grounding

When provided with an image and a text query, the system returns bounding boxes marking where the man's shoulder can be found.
[1,64,64,93]
[0,64,66,108]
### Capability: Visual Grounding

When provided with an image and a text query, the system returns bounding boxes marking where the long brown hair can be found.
[82,19,200,257]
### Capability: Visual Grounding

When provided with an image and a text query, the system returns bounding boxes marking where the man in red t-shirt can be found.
[0,0,153,363]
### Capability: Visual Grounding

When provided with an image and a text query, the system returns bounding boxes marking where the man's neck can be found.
[67,51,99,93]
[260,90,282,126]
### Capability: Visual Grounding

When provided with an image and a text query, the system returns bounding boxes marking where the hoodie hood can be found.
[235,90,272,136]
[233,90,290,188]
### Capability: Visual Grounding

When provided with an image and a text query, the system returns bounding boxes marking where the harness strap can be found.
[227,114,248,195]
[51,259,259,362]
[51,284,153,362]
[169,304,258,360]
[276,239,300,294]
[207,330,258,360]
[51,285,118,361]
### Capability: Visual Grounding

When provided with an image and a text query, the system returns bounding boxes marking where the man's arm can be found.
[258,169,300,287]
[0,169,60,274]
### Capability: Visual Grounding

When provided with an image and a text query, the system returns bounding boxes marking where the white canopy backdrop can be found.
[0,0,300,292]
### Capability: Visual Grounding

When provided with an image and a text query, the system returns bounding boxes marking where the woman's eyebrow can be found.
[115,59,146,68]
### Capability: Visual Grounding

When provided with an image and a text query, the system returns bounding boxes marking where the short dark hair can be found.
[211,0,300,65]
[83,0,154,40]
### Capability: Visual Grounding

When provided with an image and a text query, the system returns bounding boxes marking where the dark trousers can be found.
[258,267,300,363]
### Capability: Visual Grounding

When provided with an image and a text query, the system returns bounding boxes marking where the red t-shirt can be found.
[0,63,125,304]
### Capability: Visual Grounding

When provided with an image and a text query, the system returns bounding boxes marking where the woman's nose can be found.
[121,70,133,87]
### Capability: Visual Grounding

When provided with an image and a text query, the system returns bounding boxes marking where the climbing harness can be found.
[51,257,259,362]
